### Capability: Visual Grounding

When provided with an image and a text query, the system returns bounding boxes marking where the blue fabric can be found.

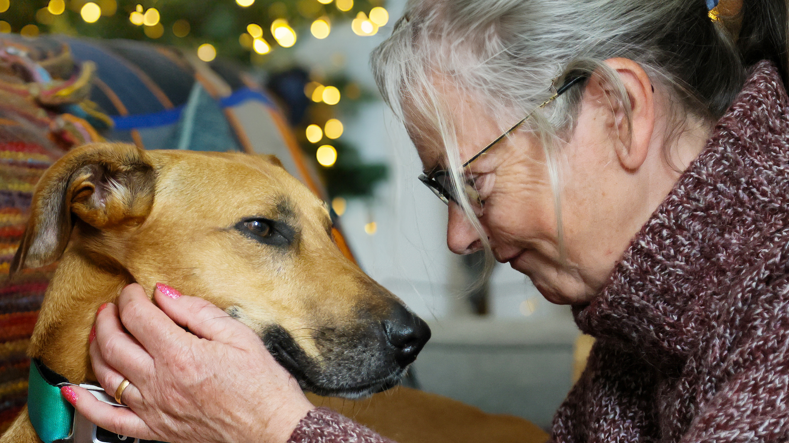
[111,106,184,129]
[64,38,167,116]
[219,87,275,109]
[28,360,73,443]
[706,0,718,10]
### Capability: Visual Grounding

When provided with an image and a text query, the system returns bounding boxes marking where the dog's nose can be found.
[382,304,431,367]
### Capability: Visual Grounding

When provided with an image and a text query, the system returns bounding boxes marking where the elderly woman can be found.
[66,0,789,441]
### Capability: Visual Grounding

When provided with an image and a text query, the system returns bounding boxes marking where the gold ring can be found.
[114,379,131,405]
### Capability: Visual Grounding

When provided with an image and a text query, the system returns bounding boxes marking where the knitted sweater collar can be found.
[573,61,789,370]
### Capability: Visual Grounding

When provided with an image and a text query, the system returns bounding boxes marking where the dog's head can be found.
[12,142,430,398]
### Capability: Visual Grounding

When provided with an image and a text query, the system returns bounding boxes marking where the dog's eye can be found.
[244,220,272,237]
[235,217,294,248]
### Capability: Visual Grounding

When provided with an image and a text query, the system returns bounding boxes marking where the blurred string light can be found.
[324,119,343,139]
[304,81,322,100]
[0,21,10,33]
[48,0,66,15]
[0,0,8,14]
[331,197,346,216]
[247,23,262,38]
[81,2,101,23]
[352,12,377,36]
[318,0,333,4]
[369,7,389,26]
[306,124,323,143]
[311,84,325,102]
[173,19,190,37]
[364,222,377,235]
[197,43,217,62]
[271,19,297,48]
[143,8,159,26]
[311,18,330,39]
[519,298,539,317]
[144,23,164,38]
[130,11,144,26]
[322,86,340,105]
[36,8,55,25]
[316,145,337,167]
[253,38,270,54]
[20,24,39,37]
[336,0,353,12]
[236,0,254,7]
[98,0,117,16]
[239,33,252,48]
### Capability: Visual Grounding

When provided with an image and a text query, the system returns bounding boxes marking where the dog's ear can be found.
[259,154,284,168]
[10,143,155,274]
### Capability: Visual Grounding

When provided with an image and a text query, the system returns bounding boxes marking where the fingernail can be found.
[97,303,108,316]
[156,282,181,300]
[61,386,78,405]
[89,325,96,343]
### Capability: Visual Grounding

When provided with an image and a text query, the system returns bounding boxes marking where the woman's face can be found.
[411,84,656,305]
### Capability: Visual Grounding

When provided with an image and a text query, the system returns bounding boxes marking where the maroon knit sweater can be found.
[554,61,789,442]
[288,61,789,442]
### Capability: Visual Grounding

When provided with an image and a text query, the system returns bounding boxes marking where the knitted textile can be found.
[552,61,789,442]
[289,408,395,443]
[0,36,104,433]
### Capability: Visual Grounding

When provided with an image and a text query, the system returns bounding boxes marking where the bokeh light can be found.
[332,197,347,216]
[130,11,144,26]
[316,145,337,167]
[311,19,330,39]
[0,21,11,33]
[311,84,325,102]
[322,86,340,105]
[144,22,164,38]
[173,19,190,37]
[0,0,9,14]
[143,8,160,26]
[247,23,263,38]
[48,0,66,15]
[336,0,353,12]
[20,24,39,37]
[273,25,296,48]
[324,119,343,139]
[253,38,270,54]
[81,2,101,23]
[369,7,389,26]
[306,124,323,143]
[364,222,377,235]
[236,0,254,7]
[197,43,217,62]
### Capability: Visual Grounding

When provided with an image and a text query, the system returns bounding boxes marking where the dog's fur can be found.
[1,143,431,443]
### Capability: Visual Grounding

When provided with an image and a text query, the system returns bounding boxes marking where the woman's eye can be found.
[244,220,272,237]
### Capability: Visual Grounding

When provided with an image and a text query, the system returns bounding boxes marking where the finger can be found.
[63,385,159,441]
[89,337,143,409]
[115,283,193,357]
[93,302,154,387]
[152,283,256,346]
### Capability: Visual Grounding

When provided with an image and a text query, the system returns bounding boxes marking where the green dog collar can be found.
[28,358,74,443]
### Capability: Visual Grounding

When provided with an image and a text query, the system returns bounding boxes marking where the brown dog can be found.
[1,143,432,442]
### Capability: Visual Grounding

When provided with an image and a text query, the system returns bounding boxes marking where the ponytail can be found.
[736,0,789,86]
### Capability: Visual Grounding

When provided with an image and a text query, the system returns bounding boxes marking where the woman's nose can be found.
[446,203,484,255]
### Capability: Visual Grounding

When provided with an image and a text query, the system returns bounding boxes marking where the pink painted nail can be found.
[156,283,181,299]
[61,386,78,405]
[97,303,108,316]
[89,325,96,343]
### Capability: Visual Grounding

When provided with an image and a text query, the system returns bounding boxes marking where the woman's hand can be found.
[64,283,315,443]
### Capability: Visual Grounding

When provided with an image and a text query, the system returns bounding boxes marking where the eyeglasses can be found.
[418,75,587,212]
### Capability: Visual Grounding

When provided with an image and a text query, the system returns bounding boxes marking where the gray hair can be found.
[370,0,788,276]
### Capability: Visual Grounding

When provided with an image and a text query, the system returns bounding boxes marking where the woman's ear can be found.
[592,58,655,171]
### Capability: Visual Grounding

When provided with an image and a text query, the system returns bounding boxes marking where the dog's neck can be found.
[29,249,133,383]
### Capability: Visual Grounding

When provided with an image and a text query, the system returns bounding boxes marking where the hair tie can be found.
[706,0,719,11]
